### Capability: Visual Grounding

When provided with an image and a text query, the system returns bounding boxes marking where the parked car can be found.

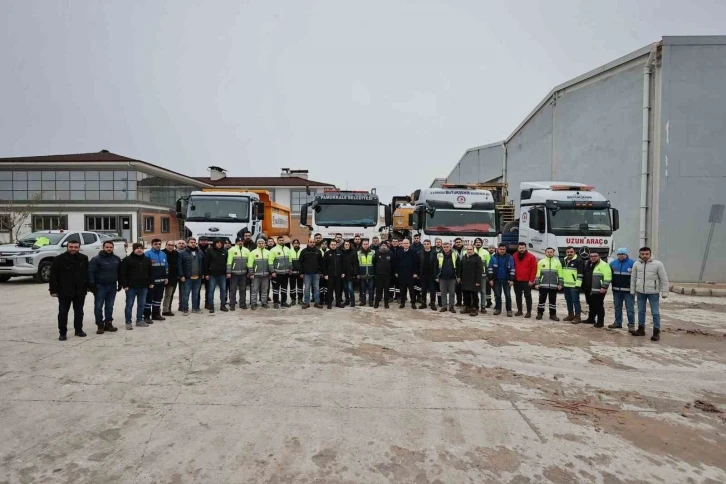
[0,230,127,283]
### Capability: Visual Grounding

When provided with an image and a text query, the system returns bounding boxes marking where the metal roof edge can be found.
[504,42,657,143]
[447,141,505,179]
[662,35,726,45]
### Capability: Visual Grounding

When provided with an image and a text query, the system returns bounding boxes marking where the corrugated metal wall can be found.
[446,144,503,184]
[657,38,726,282]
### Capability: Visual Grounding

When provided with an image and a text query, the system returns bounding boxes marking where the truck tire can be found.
[34,260,53,283]
[502,220,519,233]
[0,275,11,282]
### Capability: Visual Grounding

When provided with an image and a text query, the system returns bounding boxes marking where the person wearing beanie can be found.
[609,247,635,330]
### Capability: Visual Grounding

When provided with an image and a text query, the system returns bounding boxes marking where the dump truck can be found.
[300,189,391,241]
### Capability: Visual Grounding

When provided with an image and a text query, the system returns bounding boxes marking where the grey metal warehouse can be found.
[446,36,726,283]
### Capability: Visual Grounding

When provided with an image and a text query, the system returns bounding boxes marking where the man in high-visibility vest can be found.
[474,238,490,314]
[226,237,250,310]
[534,247,564,321]
[269,236,293,309]
[357,239,375,306]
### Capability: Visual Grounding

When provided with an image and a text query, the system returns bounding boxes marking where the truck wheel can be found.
[502,221,519,233]
[34,261,53,283]
[0,275,11,282]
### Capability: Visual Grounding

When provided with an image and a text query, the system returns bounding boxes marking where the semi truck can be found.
[176,189,291,244]
[299,189,391,241]
[504,181,620,260]
[408,186,499,247]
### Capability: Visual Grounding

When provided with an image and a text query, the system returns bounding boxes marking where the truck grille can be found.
[0,259,13,267]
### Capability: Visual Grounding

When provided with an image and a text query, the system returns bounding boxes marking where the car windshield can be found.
[424,210,497,236]
[548,208,612,235]
[187,196,250,222]
[18,232,66,247]
[315,203,378,227]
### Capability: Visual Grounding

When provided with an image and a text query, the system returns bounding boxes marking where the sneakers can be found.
[651,329,660,341]
[493,309,501,316]
[125,322,133,330]
[514,311,523,316]
[136,321,148,327]
[550,315,560,322]
[506,311,513,317]
[104,321,118,332]
[535,313,543,320]
[191,309,202,314]
[262,304,270,309]
[251,304,258,310]
[631,326,646,336]
[607,322,623,329]
[96,324,105,335]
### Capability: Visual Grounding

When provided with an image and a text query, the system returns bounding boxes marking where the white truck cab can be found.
[300,189,391,242]
[176,191,265,244]
[411,186,499,246]
[516,182,619,260]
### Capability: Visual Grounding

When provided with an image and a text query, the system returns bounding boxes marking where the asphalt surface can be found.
[1,277,725,483]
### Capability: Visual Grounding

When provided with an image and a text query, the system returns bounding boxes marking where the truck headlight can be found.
[26,257,33,264]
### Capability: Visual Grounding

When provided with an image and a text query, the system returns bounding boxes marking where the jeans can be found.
[513,281,533,313]
[359,278,375,304]
[613,291,635,326]
[182,278,202,311]
[494,280,512,312]
[93,284,117,324]
[637,293,660,329]
[207,275,227,307]
[303,274,320,304]
[58,295,85,335]
[125,287,147,323]
[439,278,456,308]
[344,280,356,306]
[563,287,581,315]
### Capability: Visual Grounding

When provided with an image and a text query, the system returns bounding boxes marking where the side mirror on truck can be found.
[384,206,392,227]
[300,204,308,226]
[256,201,265,220]
[612,208,619,232]
[175,198,186,219]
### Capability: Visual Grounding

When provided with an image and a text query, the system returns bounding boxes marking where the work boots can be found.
[104,321,118,332]
[514,310,523,317]
[469,309,478,317]
[550,314,560,322]
[439,307,447,313]
[96,323,104,335]
[460,306,470,314]
[564,312,574,322]
[631,326,646,336]
[524,311,531,318]
[572,313,582,324]
[651,329,661,341]
[152,314,166,321]
[430,302,437,311]
[535,313,543,320]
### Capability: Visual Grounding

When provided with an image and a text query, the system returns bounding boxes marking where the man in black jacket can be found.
[373,242,394,308]
[395,238,419,309]
[162,240,180,316]
[50,238,89,340]
[88,241,121,334]
[389,238,401,301]
[323,240,344,308]
[299,238,324,308]
[418,239,438,310]
[204,239,229,313]
[119,243,154,329]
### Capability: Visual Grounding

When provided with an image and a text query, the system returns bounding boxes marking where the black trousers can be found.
[514,281,533,312]
[463,290,479,309]
[398,281,416,304]
[485,281,492,304]
[326,276,342,307]
[418,275,436,305]
[588,293,605,324]
[271,274,289,304]
[289,274,302,301]
[58,295,85,335]
[197,278,208,307]
[537,288,557,315]
[390,274,398,300]
[375,276,390,304]
[455,282,463,305]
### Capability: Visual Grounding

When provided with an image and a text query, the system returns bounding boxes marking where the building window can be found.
[161,217,170,233]
[144,216,155,233]
[0,214,10,232]
[86,216,118,232]
[290,190,316,213]
[32,215,68,231]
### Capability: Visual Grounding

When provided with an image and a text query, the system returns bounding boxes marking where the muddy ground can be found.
[0,278,724,483]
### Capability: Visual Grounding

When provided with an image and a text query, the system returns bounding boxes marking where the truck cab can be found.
[300,189,391,241]
[516,182,619,260]
[176,190,265,244]
[411,186,499,246]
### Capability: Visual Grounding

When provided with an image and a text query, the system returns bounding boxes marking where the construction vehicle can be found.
[176,189,291,243]
[507,181,620,260]
[391,194,415,240]
[408,184,500,246]
[300,188,391,241]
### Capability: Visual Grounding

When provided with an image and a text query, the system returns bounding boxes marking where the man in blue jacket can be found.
[88,241,122,334]
[488,243,515,316]
[144,238,169,323]
[609,247,635,330]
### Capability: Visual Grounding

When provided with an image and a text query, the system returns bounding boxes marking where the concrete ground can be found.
[1,278,725,484]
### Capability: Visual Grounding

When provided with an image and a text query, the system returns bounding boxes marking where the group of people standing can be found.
[48,231,669,343]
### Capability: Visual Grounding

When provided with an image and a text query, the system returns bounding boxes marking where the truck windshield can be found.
[424,210,497,236]
[315,204,378,227]
[548,208,612,235]
[18,232,66,247]
[187,196,250,222]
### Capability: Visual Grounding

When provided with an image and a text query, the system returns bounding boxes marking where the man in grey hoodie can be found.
[630,246,670,341]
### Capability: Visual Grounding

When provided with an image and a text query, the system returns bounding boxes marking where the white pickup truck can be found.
[0,230,127,283]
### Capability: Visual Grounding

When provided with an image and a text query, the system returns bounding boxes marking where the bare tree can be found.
[0,193,42,243]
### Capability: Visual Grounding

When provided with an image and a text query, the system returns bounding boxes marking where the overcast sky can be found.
[1,0,724,203]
